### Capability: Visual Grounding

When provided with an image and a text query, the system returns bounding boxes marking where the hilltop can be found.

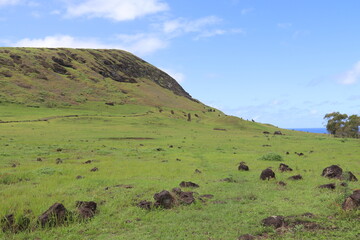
[0,48,202,110]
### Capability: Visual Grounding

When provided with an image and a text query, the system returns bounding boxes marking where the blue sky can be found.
[1,0,359,128]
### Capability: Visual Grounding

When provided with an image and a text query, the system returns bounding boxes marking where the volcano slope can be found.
[0,48,359,240]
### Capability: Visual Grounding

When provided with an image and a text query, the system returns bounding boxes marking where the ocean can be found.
[288,128,328,134]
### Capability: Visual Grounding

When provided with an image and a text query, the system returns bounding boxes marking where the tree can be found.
[324,112,360,138]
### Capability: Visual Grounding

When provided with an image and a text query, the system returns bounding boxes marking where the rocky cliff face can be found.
[0,48,195,106]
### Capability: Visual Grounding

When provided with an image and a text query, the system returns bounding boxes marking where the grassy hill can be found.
[0,48,201,110]
[0,48,359,240]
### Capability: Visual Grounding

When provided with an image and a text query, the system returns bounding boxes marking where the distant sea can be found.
[288,128,328,134]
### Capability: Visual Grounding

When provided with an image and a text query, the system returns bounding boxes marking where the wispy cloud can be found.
[10,34,168,56]
[339,61,360,85]
[162,16,223,37]
[65,0,169,21]
[241,8,253,15]
[0,0,20,7]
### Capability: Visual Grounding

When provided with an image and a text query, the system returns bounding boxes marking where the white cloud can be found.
[241,8,253,15]
[0,0,20,6]
[162,16,223,37]
[11,34,167,56]
[160,68,185,83]
[339,61,360,85]
[65,0,169,21]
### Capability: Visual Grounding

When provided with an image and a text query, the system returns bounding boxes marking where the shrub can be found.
[258,153,283,161]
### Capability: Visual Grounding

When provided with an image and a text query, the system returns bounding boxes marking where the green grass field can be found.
[0,102,359,240]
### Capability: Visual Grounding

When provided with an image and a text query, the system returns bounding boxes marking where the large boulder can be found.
[154,190,175,209]
[341,171,358,182]
[260,168,275,180]
[38,203,68,227]
[261,216,285,228]
[342,190,360,211]
[321,165,343,179]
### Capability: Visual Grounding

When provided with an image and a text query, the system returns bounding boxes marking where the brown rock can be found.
[153,190,175,209]
[279,163,293,172]
[137,200,152,210]
[260,168,275,180]
[179,181,199,188]
[321,165,343,179]
[38,203,67,227]
[76,201,97,219]
[342,190,360,211]
[261,215,285,228]
[288,174,303,180]
[238,162,249,171]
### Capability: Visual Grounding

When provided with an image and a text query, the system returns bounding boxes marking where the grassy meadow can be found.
[0,102,359,240]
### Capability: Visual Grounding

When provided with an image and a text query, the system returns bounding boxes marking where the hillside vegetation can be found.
[0,48,359,240]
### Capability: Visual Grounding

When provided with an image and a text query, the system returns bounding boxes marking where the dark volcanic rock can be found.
[279,163,292,172]
[179,181,199,188]
[154,190,175,209]
[318,183,336,190]
[260,168,275,180]
[277,181,287,186]
[76,201,97,219]
[179,191,195,205]
[137,200,152,210]
[322,165,343,179]
[261,215,285,228]
[288,174,303,180]
[38,203,67,227]
[238,162,249,171]
[90,167,98,172]
[274,131,283,135]
[342,190,360,211]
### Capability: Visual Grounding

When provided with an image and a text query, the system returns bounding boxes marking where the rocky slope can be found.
[0,48,199,109]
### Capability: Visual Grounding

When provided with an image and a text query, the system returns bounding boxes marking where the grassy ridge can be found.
[0,103,359,239]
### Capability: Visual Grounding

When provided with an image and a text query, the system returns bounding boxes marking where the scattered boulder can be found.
[1,214,30,233]
[318,183,336,190]
[36,157,42,162]
[279,163,293,172]
[75,201,97,219]
[274,131,283,135]
[195,169,202,174]
[220,177,236,183]
[342,171,358,182]
[38,203,68,227]
[260,168,275,180]
[137,200,152,210]
[153,190,175,209]
[261,216,285,228]
[179,181,199,188]
[76,175,84,179]
[342,190,360,211]
[321,165,343,179]
[263,131,270,135]
[90,167,98,172]
[178,191,195,205]
[55,158,62,164]
[288,174,303,180]
[238,162,249,171]
[84,160,92,164]
[105,102,115,106]
[277,181,287,186]
[340,182,348,187]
